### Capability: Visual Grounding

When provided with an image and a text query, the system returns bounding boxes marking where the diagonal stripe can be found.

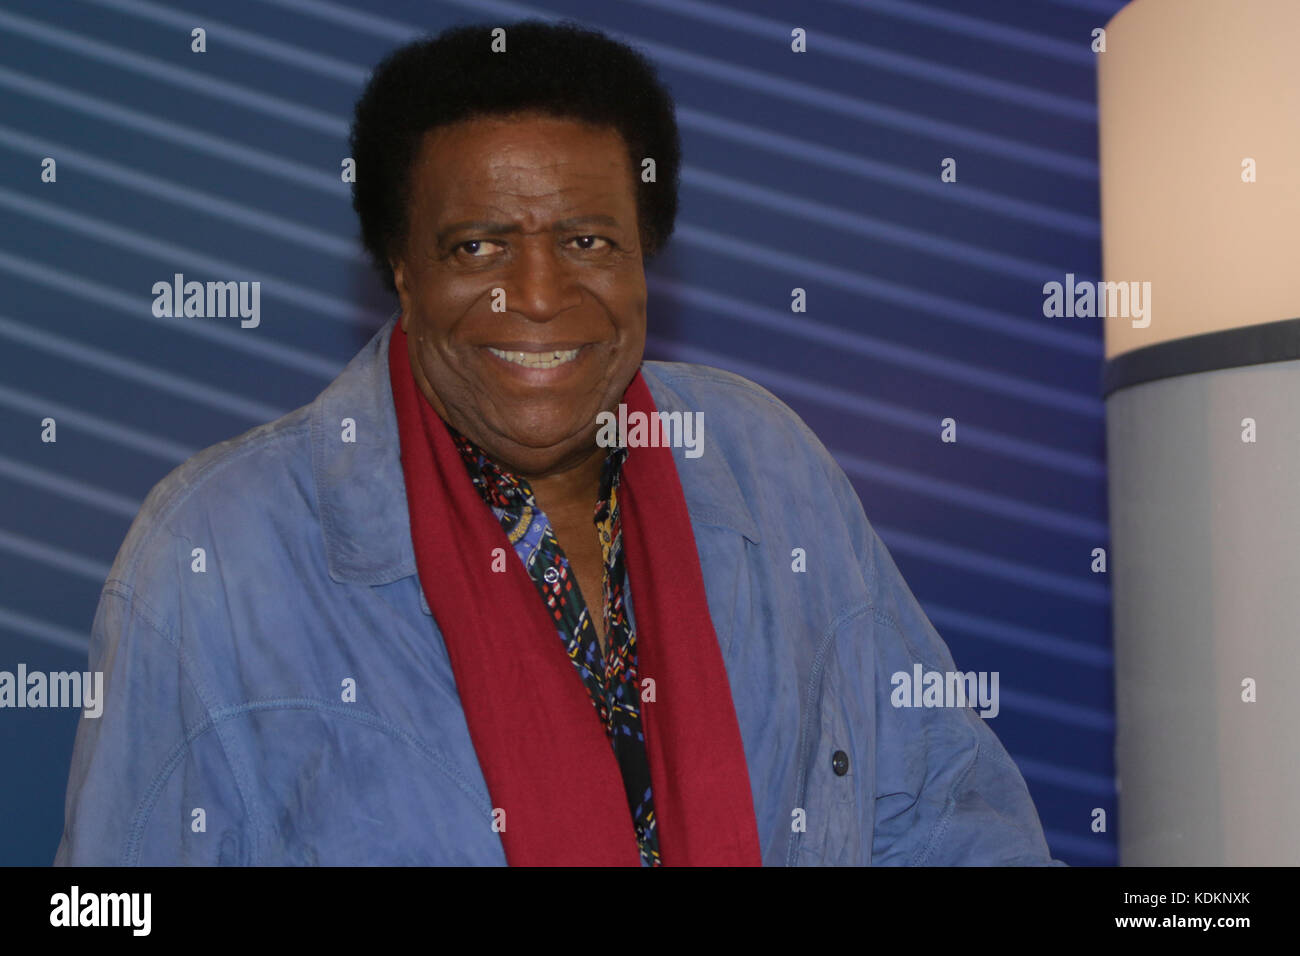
[828,0,1097,65]
[675,106,1099,238]
[0,528,112,582]
[646,335,1105,478]
[1042,828,1116,862]
[0,250,344,378]
[877,524,1111,604]
[683,166,1087,282]
[924,602,1112,667]
[0,453,142,518]
[621,0,1097,120]
[0,188,377,325]
[647,276,1104,418]
[834,447,1109,539]
[675,223,1103,355]
[77,0,368,83]
[0,124,359,259]
[0,65,345,195]
[1043,0,1127,13]
[0,313,288,422]
[998,688,1115,731]
[0,383,195,462]
[0,605,91,654]
[0,8,348,135]
[1012,753,1116,796]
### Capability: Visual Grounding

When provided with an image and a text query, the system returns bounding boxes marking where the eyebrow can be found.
[435,214,623,247]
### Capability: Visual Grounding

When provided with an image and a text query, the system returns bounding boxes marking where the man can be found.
[54,21,1058,866]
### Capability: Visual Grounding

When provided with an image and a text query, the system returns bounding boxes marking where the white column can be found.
[1099,0,1300,864]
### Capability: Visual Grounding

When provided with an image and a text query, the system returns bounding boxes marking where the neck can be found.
[520,442,607,519]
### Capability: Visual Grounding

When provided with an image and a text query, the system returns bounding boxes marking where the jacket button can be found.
[831,750,849,776]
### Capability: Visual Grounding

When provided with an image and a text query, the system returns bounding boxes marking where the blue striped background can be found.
[0,0,1120,865]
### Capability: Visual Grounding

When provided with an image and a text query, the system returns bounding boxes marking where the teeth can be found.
[487,347,581,369]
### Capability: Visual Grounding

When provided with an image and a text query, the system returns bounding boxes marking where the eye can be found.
[570,235,611,251]
[455,239,503,258]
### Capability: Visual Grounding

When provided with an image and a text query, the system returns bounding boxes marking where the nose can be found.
[501,235,584,323]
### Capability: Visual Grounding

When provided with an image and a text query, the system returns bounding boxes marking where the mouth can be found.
[485,345,585,370]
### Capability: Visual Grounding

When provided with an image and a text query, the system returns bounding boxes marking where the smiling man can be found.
[54,21,1058,867]
[394,111,648,662]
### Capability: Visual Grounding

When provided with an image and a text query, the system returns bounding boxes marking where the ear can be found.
[390,255,412,332]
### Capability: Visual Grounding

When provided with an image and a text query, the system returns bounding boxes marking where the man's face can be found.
[391,111,647,479]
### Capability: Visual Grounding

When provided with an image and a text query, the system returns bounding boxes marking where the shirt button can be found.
[831,750,849,776]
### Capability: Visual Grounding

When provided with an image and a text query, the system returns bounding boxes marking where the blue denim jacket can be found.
[53,317,1058,866]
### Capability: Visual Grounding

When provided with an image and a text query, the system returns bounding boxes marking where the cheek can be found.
[409,286,477,348]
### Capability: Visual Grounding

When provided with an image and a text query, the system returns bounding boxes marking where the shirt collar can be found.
[310,316,760,594]
[449,419,628,515]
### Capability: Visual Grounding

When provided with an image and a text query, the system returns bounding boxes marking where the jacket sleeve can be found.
[801,435,1064,866]
[861,520,1065,866]
[53,584,252,866]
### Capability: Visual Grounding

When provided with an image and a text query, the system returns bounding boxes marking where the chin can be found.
[512,427,593,454]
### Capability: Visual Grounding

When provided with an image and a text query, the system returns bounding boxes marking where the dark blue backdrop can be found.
[0,0,1120,865]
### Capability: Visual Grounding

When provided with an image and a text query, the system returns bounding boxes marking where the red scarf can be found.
[388,321,763,866]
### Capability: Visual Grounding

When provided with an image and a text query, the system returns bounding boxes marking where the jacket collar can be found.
[311,316,760,606]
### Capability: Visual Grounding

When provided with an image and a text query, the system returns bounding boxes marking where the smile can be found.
[486,346,583,369]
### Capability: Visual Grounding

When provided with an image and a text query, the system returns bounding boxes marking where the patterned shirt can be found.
[447,423,661,867]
